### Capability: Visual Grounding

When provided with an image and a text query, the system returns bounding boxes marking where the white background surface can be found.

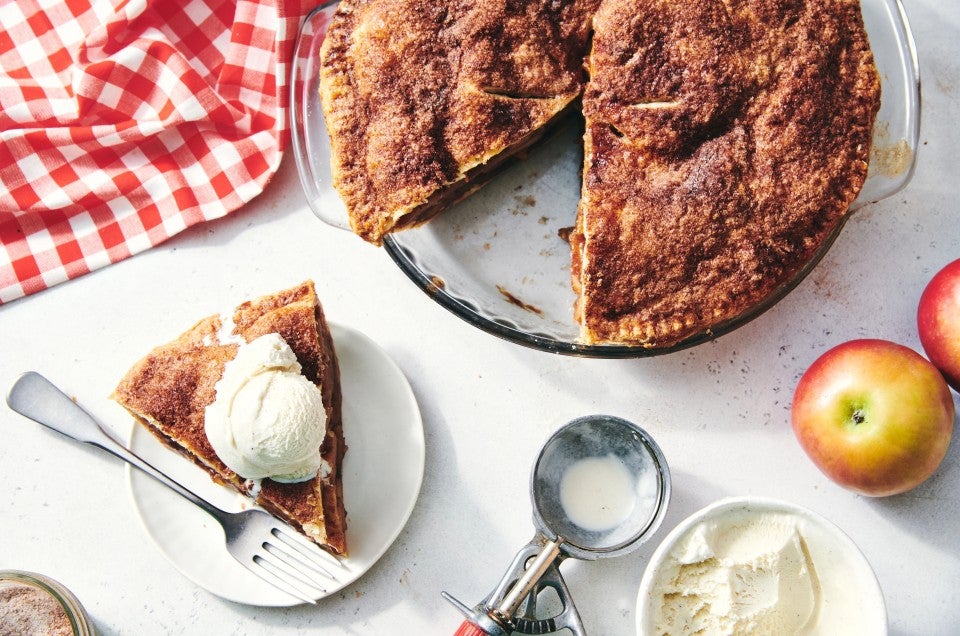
[1,1,959,633]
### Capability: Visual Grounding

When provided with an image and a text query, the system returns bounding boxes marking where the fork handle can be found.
[6,372,226,522]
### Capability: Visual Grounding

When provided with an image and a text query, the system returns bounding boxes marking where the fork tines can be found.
[249,523,349,604]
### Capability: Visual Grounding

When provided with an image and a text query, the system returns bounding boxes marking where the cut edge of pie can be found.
[111,281,347,556]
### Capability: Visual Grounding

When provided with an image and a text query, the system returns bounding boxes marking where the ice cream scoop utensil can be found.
[6,371,346,605]
[443,415,671,636]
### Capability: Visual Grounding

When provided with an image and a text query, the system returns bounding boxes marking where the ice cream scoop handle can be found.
[453,622,489,636]
[6,372,223,519]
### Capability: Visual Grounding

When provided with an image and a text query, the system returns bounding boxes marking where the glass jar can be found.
[0,570,94,636]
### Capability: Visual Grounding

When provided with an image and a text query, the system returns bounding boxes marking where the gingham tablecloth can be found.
[0,0,316,303]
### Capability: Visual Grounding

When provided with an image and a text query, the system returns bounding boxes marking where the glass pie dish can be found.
[290,0,920,358]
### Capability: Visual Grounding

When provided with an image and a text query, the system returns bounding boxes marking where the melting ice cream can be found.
[649,510,821,634]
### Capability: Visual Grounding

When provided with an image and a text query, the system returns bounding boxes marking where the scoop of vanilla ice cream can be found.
[204,333,327,483]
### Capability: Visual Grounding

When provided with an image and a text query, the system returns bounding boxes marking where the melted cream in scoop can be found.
[559,454,637,532]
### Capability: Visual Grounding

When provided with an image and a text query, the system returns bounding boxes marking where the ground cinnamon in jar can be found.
[0,578,75,636]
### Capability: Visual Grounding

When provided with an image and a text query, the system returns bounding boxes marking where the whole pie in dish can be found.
[112,281,347,555]
[319,0,599,244]
[319,0,881,348]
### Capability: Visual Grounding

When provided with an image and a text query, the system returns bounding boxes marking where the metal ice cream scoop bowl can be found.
[443,415,671,636]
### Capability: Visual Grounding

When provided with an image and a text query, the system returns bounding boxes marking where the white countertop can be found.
[2,2,959,634]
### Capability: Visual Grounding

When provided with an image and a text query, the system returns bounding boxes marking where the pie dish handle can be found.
[851,0,921,212]
[290,1,353,231]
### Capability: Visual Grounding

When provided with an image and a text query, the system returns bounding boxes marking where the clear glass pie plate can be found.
[290,0,920,358]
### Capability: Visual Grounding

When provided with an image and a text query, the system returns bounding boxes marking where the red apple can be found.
[918,258,960,392]
[792,339,955,497]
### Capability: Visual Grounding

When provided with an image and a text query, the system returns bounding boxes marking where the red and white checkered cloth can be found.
[0,0,317,303]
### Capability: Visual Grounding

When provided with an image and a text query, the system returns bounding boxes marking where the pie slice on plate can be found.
[112,281,347,555]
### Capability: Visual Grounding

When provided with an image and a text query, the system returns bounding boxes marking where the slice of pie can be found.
[319,0,599,244]
[572,0,881,346]
[112,281,347,555]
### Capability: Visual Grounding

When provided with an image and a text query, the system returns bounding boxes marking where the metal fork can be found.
[6,371,347,605]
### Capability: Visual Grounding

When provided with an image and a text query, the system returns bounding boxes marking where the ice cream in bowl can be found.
[635,497,886,635]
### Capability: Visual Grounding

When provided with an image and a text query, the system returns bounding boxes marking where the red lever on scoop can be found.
[453,621,487,636]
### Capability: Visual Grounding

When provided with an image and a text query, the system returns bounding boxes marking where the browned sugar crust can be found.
[573,0,881,346]
[112,281,347,555]
[319,0,599,244]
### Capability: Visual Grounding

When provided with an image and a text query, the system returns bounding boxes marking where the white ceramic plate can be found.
[125,324,424,607]
[635,497,886,635]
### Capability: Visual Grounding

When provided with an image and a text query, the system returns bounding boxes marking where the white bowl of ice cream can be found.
[635,497,886,635]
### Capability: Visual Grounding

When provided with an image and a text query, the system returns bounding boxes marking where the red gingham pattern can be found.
[0,0,317,303]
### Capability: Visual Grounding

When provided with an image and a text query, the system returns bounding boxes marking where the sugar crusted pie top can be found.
[572,0,880,346]
[319,0,599,244]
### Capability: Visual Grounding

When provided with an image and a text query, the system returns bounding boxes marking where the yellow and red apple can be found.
[918,258,960,392]
[792,339,955,497]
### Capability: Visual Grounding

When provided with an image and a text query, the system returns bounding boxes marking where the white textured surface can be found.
[2,2,959,633]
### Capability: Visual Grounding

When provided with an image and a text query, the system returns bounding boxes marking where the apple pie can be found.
[319,0,599,244]
[572,0,881,346]
[112,281,347,555]
[319,0,881,348]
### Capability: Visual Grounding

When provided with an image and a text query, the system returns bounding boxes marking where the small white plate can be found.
[125,324,424,607]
